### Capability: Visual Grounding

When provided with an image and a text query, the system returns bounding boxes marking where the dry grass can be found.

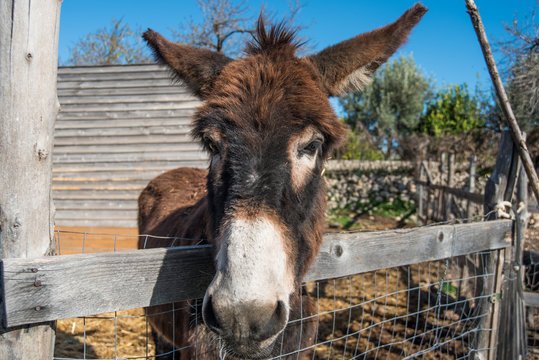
[56,308,155,359]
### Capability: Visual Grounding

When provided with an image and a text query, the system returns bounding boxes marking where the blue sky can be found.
[58,1,536,91]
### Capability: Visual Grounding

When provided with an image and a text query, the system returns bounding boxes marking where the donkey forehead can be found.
[202,56,333,127]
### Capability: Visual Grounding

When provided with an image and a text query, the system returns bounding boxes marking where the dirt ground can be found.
[53,213,535,359]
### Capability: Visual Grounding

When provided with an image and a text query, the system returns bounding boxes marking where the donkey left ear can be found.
[143,29,232,98]
[308,3,427,97]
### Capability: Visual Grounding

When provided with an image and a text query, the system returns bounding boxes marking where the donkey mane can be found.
[246,17,303,55]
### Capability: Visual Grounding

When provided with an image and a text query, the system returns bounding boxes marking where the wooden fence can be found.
[2,131,527,359]
[2,221,512,347]
[414,132,536,359]
[416,153,483,224]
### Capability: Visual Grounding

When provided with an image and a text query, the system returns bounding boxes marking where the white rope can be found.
[495,200,514,219]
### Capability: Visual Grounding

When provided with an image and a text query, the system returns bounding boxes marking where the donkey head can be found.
[144,3,426,357]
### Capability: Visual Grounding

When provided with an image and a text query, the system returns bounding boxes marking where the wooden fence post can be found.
[467,155,477,221]
[446,153,455,220]
[495,165,528,360]
[478,131,520,359]
[0,1,62,359]
[418,163,425,225]
[437,152,446,221]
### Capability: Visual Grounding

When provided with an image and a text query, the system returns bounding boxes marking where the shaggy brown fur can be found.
[138,4,426,359]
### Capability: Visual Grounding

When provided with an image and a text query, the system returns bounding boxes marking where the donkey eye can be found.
[300,140,322,157]
[207,141,219,155]
[203,136,221,156]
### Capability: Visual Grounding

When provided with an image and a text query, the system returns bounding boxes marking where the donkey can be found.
[138,3,426,359]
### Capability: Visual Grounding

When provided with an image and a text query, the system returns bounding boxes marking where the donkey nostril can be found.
[255,300,288,342]
[202,296,222,334]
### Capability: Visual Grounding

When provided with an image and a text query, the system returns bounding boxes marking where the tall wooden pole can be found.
[466,0,539,205]
[0,0,62,359]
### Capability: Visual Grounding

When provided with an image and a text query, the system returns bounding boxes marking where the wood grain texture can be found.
[53,65,206,227]
[1,219,511,327]
[0,0,61,358]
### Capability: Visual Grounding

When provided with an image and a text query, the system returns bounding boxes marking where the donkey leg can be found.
[151,327,176,360]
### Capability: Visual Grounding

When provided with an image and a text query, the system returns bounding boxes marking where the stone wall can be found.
[325,160,487,216]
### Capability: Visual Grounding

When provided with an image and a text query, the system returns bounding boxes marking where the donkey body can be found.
[138,4,426,359]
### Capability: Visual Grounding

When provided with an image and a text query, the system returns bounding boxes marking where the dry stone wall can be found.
[325,160,488,216]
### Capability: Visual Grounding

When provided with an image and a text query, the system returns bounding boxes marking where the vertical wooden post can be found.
[478,132,519,359]
[496,163,529,360]
[0,1,62,359]
[418,163,425,225]
[446,153,455,220]
[437,152,446,221]
[467,155,477,221]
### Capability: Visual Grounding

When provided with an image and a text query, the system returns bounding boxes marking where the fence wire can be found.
[52,229,499,360]
[524,213,539,359]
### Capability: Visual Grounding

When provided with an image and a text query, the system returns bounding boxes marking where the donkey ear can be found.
[308,3,427,97]
[143,29,232,98]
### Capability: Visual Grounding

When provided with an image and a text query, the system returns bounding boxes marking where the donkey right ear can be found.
[143,29,232,98]
[308,3,427,97]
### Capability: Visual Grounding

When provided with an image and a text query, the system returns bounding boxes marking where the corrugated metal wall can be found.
[53,64,207,228]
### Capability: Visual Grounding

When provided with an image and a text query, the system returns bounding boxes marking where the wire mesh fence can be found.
[52,229,499,360]
[524,213,539,359]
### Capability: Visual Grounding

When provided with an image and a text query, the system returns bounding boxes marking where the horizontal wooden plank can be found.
[57,78,182,90]
[54,218,137,228]
[54,142,201,155]
[304,219,511,282]
[59,100,200,113]
[54,134,196,147]
[58,93,196,105]
[53,179,149,189]
[53,151,207,164]
[58,64,166,75]
[58,86,188,97]
[2,245,215,326]
[52,171,167,182]
[52,160,209,171]
[415,180,484,204]
[57,109,195,121]
[1,219,511,327]
[53,189,141,201]
[58,69,171,82]
[54,199,138,210]
[55,125,192,138]
[55,209,138,221]
[53,182,146,191]
[55,117,193,130]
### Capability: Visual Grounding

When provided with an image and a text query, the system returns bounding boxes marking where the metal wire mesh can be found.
[524,218,539,358]
[52,229,498,360]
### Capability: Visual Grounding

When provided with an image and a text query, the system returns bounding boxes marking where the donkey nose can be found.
[202,296,288,342]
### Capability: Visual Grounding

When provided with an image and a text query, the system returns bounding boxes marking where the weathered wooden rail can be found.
[1,219,511,328]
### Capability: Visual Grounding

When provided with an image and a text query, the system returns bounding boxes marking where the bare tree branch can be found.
[170,0,308,57]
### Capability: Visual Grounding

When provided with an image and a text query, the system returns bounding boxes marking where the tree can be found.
[495,3,539,131]
[171,0,305,57]
[66,18,151,65]
[418,83,485,136]
[339,55,433,159]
